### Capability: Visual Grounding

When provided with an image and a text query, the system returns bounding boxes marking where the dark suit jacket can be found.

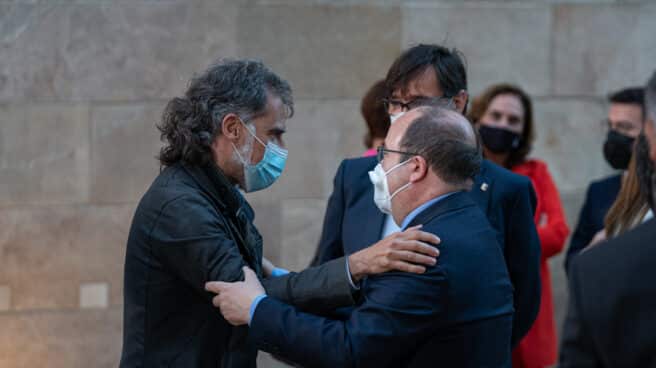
[311,156,541,346]
[560,218,656,367]
[251,192,514,368]
[120,163,355,368]
[565,174,622,271]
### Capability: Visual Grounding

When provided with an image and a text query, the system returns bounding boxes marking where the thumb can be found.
[205,281,229,294]
[242,266,257,283]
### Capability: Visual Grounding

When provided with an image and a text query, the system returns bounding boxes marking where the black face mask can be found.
[603,130,635,170]
[635,133,656,212]
[478,125,521,154]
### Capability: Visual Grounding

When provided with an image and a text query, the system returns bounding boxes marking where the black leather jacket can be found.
[120,163,355,367]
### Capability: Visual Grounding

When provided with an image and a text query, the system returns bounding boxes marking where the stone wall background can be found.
[0,1,654,367]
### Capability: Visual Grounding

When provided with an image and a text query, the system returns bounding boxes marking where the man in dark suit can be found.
[565,87,645,271]
[559,72,656,367]
[311,44,541,346]
[120,59,439,367]
[208,106,514,368]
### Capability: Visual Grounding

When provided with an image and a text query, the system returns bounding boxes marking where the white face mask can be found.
[389,111,405,124]
[368,160,412,215]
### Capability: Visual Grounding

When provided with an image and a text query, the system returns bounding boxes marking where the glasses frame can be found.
[376,145,420,163]
[382,96,454,112]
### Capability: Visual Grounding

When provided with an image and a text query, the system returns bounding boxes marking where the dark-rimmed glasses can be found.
[376,145,419,163]
[382,96,454,112]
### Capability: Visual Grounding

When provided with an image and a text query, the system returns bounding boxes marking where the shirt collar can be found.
[400,191,459,230]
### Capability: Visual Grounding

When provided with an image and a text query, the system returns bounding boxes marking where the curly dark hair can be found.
[157,59,294,167]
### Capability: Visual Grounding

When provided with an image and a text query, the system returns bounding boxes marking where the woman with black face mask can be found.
[469,84,570,368]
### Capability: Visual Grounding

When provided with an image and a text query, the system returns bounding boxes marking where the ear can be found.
[221,113,242,141]
[408,155,428,183]
[453,89,469,115]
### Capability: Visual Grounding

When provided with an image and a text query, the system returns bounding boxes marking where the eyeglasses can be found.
[376,145,419,163]
[382,96,454,112]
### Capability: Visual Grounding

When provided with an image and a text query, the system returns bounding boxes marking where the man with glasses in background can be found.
[311,44,542,348]
[565,87,645,271]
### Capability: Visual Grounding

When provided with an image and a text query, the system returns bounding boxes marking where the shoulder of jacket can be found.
[490,163,532,189]
[589,174,622,190]
[340,156,377,178]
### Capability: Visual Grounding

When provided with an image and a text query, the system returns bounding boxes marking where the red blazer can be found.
[511,159,570,368]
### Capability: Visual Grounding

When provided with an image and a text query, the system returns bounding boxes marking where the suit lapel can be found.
[363,182,387,244]
[360,157,387,244]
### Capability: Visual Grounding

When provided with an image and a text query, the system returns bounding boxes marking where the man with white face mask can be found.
[120,59,439,368]
[207,106,514,367]
[312,44,541,349]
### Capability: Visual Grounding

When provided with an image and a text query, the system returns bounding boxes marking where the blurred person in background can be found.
[559,71,656,368]
[565,87,645,270]
[361,79,391,157]
[469,83,570,368]
[588,139,654,247]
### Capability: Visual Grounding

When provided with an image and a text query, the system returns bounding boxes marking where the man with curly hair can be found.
[120,59,439,367]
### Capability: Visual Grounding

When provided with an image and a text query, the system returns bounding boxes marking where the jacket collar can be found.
[180,163,262,274]
[406,191,477,228]
[182,163,243,217]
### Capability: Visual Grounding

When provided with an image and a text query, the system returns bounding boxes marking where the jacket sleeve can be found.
[310,160,347,266]
[150,194,247,301]
[505,179,542,347]
[151,194,354,311]
[558,258,600,367]
[535,164,570,259]
[261,257,356,314]
[249,269,448,368]
[565,186,595,272]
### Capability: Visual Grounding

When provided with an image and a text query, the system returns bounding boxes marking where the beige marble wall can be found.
[1,1,654,366]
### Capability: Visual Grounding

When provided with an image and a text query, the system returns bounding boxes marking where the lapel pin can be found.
[481,183,489,192]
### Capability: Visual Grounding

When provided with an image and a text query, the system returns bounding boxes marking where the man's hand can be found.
[205,266,265,326]
[348,225,440,282]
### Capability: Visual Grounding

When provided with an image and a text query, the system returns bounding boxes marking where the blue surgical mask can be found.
[233,119,288,193]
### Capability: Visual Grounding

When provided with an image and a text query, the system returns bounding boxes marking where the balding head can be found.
[398,106,481,187]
